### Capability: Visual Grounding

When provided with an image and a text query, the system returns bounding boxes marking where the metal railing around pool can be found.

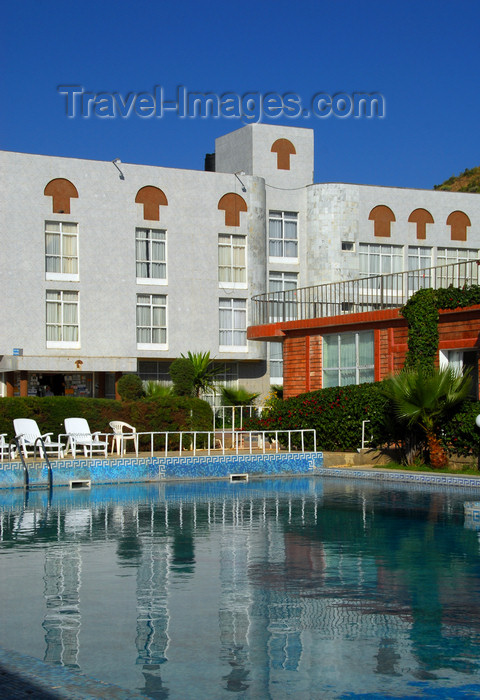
[127,429,317,457]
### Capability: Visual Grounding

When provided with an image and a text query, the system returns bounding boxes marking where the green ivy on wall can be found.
[401,283,480,371]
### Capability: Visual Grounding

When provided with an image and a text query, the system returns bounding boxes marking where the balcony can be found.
[251,260,480,327]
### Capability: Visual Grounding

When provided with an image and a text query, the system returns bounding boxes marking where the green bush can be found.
[440,399,480,459]
[244,383,390,451]
[0,396,213,447]
[169,358,196,396]
[117,374,145,400]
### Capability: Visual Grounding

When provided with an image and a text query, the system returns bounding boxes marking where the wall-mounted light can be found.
[235,171,247,192]
[112,158,125,180]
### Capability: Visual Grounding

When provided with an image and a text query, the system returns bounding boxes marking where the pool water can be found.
[1,477,480,699]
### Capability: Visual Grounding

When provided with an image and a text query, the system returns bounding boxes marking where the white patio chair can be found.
[0,433,17,460]
[64,417,108,458]
[13,418,64,458]
[109,421,139,456]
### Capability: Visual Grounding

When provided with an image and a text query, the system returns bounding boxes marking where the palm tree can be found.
[143,380,173,398]
[220,386,259,406]
[180,351,225,398]
[382,366,472,468]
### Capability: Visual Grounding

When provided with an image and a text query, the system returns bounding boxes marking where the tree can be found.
[180,351,225,398]
[169,358,196,396]
[117,374,144,400]
[382,366,472,468]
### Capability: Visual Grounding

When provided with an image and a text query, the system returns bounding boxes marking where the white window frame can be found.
[45,221,79,282]
[436,247,479,287]
[269,343,284,384]
[46,290,80,348]
[136,294,168,349]
[136,228,167,285]
[359,243,404,277]
[269,211,298,263]
[407,246,433,291]
[219,298,247,352]
[268,271,298,323]
[218,233,247,289]
[322,330,375,388]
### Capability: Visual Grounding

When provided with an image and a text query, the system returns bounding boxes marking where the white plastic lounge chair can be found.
[0,433,17,460]
[64,418,108,458]
[13,418,64,458]
[109,421,139,456]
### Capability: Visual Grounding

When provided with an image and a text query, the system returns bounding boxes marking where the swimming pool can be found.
[1,476,480,698]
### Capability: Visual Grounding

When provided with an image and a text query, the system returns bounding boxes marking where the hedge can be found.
[0,396,213,447]
[244,382,480,457]
[244,383,390,451]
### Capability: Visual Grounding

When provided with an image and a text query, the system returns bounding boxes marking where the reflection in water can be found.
[1,478,480,698]
[43,544,81,668]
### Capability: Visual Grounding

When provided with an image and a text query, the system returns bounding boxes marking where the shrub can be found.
[117,374,144,401]
[143,381,173,398]
[244,383,390,451]
[169,358,196,396]
[440,399,480,459]
[0,396,213,447]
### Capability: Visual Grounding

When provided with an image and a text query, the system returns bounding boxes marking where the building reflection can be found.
[1,479,480,696]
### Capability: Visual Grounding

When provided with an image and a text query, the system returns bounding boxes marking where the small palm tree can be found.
[181,351,225,398]
[382,366,472,468]
[143,381,173,398]
[221,386,259,406]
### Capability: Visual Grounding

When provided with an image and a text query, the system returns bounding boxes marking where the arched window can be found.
[368,205,395,238]
[218,193,247,227]
[271,138,296,170]
[135,186,168,221]
[408,208,434,240]
[446,210,471,242]
[44,179,78,214]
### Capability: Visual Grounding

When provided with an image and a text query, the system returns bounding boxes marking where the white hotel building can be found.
[1,123,479,399]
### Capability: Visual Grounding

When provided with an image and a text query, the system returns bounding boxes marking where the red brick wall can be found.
[280,305,480,398]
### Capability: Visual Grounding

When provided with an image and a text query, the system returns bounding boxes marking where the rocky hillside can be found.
[434,166,480,193]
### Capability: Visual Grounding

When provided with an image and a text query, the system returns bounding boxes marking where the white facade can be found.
[1,123,479,398]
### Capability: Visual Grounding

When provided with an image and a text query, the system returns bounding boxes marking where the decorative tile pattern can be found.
[0,453,323,489]
[318,467,480,490]
[161,452,322,480]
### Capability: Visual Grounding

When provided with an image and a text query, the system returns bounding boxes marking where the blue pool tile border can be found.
[2,453,480,491]
[0,452,324,489]
[317,466,480,489]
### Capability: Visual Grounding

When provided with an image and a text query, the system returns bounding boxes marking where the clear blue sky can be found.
[1,0,479,189]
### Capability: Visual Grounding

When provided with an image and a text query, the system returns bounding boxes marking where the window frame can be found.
[135,227,167,285]
[136,293,168,349]
[45,220,79,282]
[218,233,247,289]
[46,290,80,348]
[219,297,247,351]
[322,330,375,388]
[268,210,298,262]
[268,271,298,323]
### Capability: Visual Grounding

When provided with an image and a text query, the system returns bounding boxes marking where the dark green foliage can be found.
[401,289,439,371]
[117,374,145,400]
[221,386,259,406]
[401,284,480,371]
[244,383,389,451]
[434,284,480,310]
[440,400,480,459]
[180,351,225,398]
[169,358,196,396]
[0,396,213,446]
